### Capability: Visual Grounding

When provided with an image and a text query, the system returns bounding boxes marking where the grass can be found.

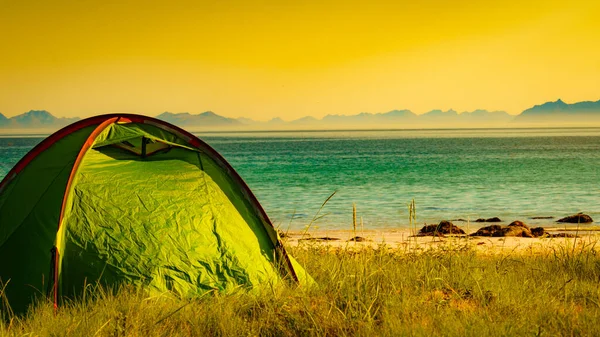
[2,241,600,336]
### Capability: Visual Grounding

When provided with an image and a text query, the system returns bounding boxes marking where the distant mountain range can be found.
[155,99,600,129]
[0,110,79,129]
[155,111,242,127]
[513,99,600,124]
[2,99,600,130]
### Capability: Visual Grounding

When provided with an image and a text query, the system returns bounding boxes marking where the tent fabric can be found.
[0,125,98,315]
[0,115,311,315]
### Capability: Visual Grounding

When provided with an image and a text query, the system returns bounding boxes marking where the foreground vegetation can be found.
[2,241,600,336]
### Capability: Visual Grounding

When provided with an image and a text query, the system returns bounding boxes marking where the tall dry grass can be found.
[2,240,600,336]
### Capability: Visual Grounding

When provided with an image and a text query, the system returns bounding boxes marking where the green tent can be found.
[0,114,310,315]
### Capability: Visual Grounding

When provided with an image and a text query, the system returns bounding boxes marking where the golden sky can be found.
[1,0,599,120]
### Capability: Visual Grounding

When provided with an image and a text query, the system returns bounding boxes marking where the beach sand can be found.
[281,228,600,255]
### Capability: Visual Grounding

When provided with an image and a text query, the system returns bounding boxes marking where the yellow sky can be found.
[1,0,599,120]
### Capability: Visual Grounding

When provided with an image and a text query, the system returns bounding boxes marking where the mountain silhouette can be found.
[3,99,600,131]
[236,117,260,125]
[0,110,79,128]
[266,117,286,125]
[156,111,242,127]
[322,110,417,125]
[0,113,8,126]
[290,116,320,125]
[513,99,600,124]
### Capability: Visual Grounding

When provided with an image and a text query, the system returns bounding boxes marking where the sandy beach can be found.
[282,228,600,255]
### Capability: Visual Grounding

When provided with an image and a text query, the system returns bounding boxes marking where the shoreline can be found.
[281,228,600,255]
[273,214,600,232]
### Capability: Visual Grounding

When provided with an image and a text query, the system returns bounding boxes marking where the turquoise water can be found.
[1,128,600,230]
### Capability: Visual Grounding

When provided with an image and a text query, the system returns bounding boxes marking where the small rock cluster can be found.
[470,221,538,237]
[417,213,592,238]
[417,220,465,237]
[470,221,578,238]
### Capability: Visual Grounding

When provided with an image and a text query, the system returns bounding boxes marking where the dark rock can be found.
[497,221,533,237]
[471,221,534,237]
[470,225,503,237]
[315,237,340,241]
[348,236,369,242]
[531,216,554,219]
[500,225,533,238]
[299,237,341,241]
[557,213,593,224]
[418,220,465,236]
[530,227,546,237]
[508,221,530,230]
[417,228,446,237]
[475,217,502,223]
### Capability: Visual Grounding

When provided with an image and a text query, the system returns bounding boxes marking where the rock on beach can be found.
[475,217,502,223]
[418,220,466,237]
[470,220,578,238]
[557,213,593,224]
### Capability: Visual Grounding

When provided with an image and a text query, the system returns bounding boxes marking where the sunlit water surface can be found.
[1,128,599,230]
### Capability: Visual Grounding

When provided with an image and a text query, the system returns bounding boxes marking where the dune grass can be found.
[2,241,600,336]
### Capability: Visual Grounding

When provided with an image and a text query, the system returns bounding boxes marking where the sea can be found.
[1,128,600,230]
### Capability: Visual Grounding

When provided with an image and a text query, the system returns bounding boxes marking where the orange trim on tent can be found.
[56,117,121,230]
[53,116,121,308]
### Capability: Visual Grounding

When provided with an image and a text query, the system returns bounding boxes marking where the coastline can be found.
[282,228,600,255]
